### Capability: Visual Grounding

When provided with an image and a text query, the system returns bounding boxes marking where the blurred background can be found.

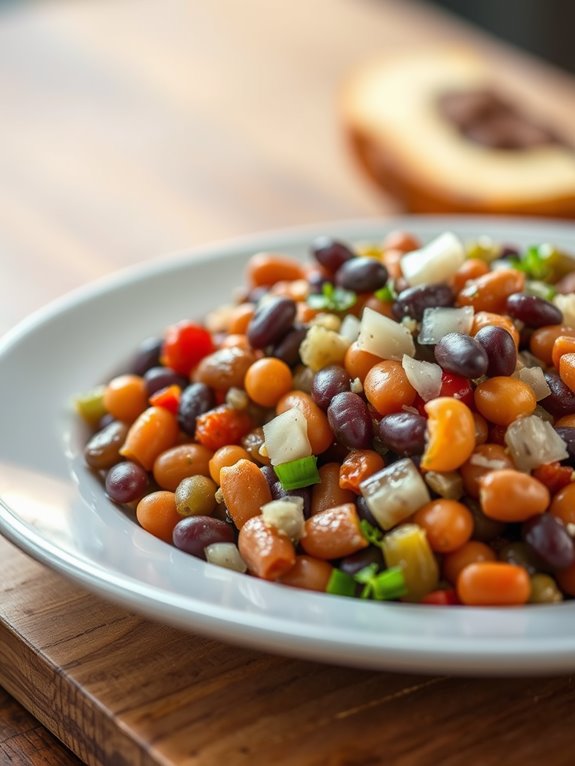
[1,0,574,332]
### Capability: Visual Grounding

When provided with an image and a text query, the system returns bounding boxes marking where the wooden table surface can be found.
[2,1,575,764]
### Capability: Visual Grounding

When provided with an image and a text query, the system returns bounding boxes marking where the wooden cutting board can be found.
[2,535,575,765]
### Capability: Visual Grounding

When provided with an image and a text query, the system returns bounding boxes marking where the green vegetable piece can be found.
[326,569,357,597]
[374,280,398,302]
[359,519,384,548]
[307,282,357,312]
[75,386,107,425]
[275,455,320,491]
[525,280,557,301]
[354,564,407,601]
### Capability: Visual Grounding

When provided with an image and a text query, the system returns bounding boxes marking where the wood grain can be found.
[1,0,575,763]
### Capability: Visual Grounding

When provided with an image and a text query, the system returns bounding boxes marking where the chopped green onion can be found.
[374,280,398,302]
[326,569,357,597]
[274,455,320,491]
[307,282,357,312]
[75,386,107,425]
[510,245,552,281]
[359,519,384,548]
[354,565,407,601]
[525,280,557,301]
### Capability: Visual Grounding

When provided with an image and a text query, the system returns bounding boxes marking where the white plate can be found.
[2,216,575,676]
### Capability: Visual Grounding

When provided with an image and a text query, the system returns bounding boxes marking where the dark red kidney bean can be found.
[355,496,380,528]
[311,236,355,273]
[554,427,575,467]
[270,325,307,367]
[523,515,575,571]
[327,392,373,449]
[378,412,426,456]
[434,332,489,379]
[144,366,188,396]
[506,293,563,328]
[541,372,575,418]
[260,464,278,488]
[105,461,148,504]
[247,297,297,349]
[392,283,454,321]
[339,546,385,576]
[130,337,162,376]
[474,326,517,377]
[311,365,351,410]
[173,516,235,559]
[335,257,388,293]
[178,382,215,435]
[84,420,129,470]
[270,482,312,518]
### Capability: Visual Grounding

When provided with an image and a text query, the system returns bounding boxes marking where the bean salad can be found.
[76,230,575,607]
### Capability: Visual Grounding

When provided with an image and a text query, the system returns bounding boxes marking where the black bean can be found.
[144,366,188,396]
[393,283,454,321]
[178,382,215,435]
[506,293,563,328]
[130,337,163,376]
[474,326,517,377]
[523,515,575,571]
[270,325,308,367]
[339,546,385,576]
[434,332,489,379]
[311,236,354,273]
[554,427,575,466]
[247,297,297,349]
[327,392,373,449]
[335,257,388,293]
[541,372,575,418]
[311,365,351,410]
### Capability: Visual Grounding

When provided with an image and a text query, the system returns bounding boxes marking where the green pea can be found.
[529,573,563,604]
[175,475,218,517]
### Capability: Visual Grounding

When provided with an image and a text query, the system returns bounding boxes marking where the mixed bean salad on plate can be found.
[76,230,575,608]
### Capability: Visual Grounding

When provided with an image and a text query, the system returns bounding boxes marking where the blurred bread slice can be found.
[342,49,575,217]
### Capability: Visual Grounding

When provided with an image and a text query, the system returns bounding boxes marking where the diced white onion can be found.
[553,294,575,328]
[357,307,415,360]
[418,306,474,345]
[261,498,305,542]
[339,314,361,344]
[424,471,464,500]
[504,415,569,472]
[401,355,442,402]
[359,458,430,530]
[513,366,551,401]
[262,408,311,466]
[400,232,465,286]
[205,543,247,573]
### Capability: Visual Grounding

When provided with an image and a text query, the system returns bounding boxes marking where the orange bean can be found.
[470,312,520,348]
[551,335,575,370]
[103,374,148,423]
[363,360,416,416]
[276,391,333,454]
[559,353,575,392]
[136,491,181,543]
[120,406,180,471]
[227,303,256,335]
[244,358,293,407]
[270,278,309,302]
[555,414,575,428]
[457,269,525,314]
[451,258,490,293]
[460,443,515,499]
[457,562,531,606]
[362,295,395,319]
[339,450,385,494]
[152,444,214,491]
[238,515,296,580]
[473,412,489,446]
[381,248,403,280]
[421,397,475,472]
[413,499,473,553]
[246,252,306,287]
[301,503,368,559]
[278,555,333,592]
[194,346,258,391]
[383,230,420,253]
[530,325,575,366]
[219,333,253,351]
[474,377,536,426]
[311,463,355,515]
[209,445,252,484]
[442,541,496,585]
[479,469,550,522]
[549,483,575,525]
[219,458,272,528]
[344,341,381,382]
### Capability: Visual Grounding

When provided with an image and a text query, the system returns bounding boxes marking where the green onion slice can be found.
[275,456,320,491]
[326,569,357,597]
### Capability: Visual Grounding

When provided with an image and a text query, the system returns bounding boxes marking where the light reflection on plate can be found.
[1,216,575,675]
